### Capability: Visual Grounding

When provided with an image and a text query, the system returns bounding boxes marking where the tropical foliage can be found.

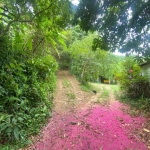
[116,57,150,111]
[116,57,150,99]
[55,26,88,69]
[73,0,150,57]
[68,33,122,84]
[0,0,71,146]
[0,0,150,148]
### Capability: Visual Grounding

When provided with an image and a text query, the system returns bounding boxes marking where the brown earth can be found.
[53,70,92,113]
[53,70,116,113]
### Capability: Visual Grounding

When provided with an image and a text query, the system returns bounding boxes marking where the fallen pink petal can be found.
[25,71,149,150]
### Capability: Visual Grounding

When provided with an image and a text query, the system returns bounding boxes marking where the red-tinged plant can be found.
[116,57,150,98]
[129,69,133,73]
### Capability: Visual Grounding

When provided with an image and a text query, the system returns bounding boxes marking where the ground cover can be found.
[24,70,150,150]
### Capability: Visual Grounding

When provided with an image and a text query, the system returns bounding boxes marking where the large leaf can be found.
[14,127,19,140]
[27,37,32,51]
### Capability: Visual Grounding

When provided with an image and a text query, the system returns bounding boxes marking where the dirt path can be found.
[26,70,149,150]
[53,70,92,113]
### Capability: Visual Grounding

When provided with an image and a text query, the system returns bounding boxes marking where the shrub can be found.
[0,30,58,145]
[116,57,150,99]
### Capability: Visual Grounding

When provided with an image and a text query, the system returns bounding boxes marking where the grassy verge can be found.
[0,145,19,150]
[62,78,76,106]
[119,94,150,113]
[80,83,93,92]
[80,82,101,92]
[99,87,109,99]
[96,87,110,105]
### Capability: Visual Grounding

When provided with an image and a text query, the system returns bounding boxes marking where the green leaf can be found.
[0,123,10,133]
[12,118,17,124]
[9,96,20,102]
[6,127,13,133]
[27,37,32,50]
[0,114,5,121]
[10,62,15,68]
[35,114,40,117]
[14,127,19,140]
[18,117,23,121]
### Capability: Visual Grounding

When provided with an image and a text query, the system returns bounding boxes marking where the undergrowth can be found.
[99,87,109,99]
[80,83,93,92]
[62,78,71,88]
[80,83,100,93]
[0,145,18,150]
[116,57,150,113]
[0,26,58,148]
[66,92,76,99]
[119,94,150,113]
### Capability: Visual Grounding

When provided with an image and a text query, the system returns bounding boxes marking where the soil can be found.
[24,70,150,150]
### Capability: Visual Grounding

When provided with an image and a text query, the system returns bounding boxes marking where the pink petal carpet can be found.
[30,101,147,150]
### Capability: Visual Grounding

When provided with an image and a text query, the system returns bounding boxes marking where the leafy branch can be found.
[0,2,54,37]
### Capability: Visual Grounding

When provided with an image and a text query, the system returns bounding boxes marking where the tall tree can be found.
[69,33,122,84]
[73,0,150,57]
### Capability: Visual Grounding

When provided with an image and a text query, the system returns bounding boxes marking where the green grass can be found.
[66,92,76,106]
[66,92,76,99]
[89,83,120,105]
[99,87,109,99]
[62,78,71,88]
[0,146,16,150]
[80,83,93,92]
[95,87,110,105]
[110,85,120,99]
[80,83,101,92]
[111,85,120,91]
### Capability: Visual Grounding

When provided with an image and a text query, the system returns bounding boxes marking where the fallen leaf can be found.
[94,130,103,135]
[70,122,77,125]
[143,128,150,133]
[85,124,90,129]
[78,122,81,126]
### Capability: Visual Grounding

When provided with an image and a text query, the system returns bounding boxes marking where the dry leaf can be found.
[78,122,81,126]
[70,122,77,125]
[143,128,150,133]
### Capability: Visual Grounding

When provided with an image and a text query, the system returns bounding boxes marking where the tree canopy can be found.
[0,0,71,37]
[67,32,122,84]
[73,0,150,57]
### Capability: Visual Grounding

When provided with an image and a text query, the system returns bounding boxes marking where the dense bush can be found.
[0,0,72,147]
[116,57,150,99]
[0,29,58,145]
